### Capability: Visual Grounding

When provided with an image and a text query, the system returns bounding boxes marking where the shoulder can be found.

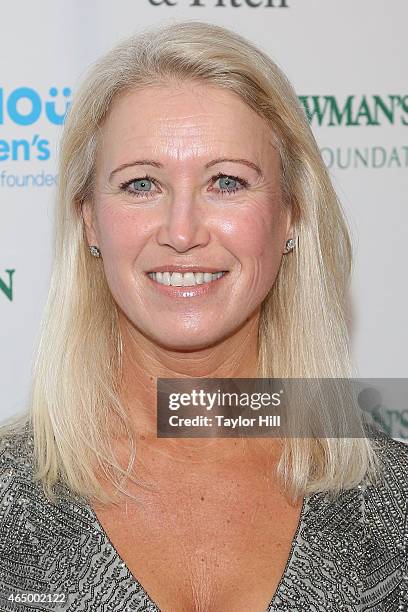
[0,421,55,530]
[362,431,408,559]
[0,422,91,601]
[304,432,407,542]
[0,420,35,487]
[366,430,408,514]
[0,419,86,508]
[360,433,408,608]
[0,422,156,611]
[289,433,408,610]
[371,427,408,471]
[0,419,95,545]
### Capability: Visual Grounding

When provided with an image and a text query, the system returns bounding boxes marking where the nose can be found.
[156,191,211,253]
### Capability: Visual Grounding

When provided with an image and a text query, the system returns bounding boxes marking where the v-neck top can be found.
[0,424,407,612]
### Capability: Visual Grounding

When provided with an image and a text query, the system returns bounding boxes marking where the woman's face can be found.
[83,82,291,350]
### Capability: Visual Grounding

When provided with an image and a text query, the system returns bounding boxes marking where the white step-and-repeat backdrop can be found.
[1,1,407,437]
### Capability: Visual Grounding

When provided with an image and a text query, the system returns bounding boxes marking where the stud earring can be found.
[89,245,101,258]
[283,238,296,254]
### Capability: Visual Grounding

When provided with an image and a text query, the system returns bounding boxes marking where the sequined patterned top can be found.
[0,424,407,612]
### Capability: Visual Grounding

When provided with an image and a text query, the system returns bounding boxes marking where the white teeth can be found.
[170,272,183,286]
[182,272,196,286]
[148,271,226,287]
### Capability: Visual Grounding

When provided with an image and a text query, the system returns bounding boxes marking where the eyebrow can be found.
[109,158,262,181]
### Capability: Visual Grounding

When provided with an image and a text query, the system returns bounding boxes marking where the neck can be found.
[114,308,277,465]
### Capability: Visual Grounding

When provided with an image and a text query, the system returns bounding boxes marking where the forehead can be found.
[98,81,277,165]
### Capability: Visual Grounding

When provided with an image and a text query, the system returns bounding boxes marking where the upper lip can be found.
[146,265,228,273]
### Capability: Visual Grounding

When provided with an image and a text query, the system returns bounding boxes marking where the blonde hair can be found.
[2,20,382,505]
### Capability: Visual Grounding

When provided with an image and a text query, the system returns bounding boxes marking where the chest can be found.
[93,485,303,612]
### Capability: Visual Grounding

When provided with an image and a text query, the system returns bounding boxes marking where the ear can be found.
[81,199,99,248]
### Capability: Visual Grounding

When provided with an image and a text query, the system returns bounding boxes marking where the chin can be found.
[148,330,225,352]
[120,308,248,352]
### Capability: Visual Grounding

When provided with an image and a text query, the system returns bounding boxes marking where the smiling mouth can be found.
[146,271,228,287]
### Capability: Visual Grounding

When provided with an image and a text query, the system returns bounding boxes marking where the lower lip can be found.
[145,272,229,297]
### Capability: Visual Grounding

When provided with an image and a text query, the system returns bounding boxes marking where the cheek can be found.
[223,204,285,265]
[95,207,151,306]
[221,204,286,301]
[97,206,148,259]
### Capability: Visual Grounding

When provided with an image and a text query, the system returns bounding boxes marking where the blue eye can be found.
[130,178,152,192]
[119,172,248,199]
[119,175,156,198]
[213,173,248,196]
[218,176,238,190]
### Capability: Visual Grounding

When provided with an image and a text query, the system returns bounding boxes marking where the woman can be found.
[0,20,407,612]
